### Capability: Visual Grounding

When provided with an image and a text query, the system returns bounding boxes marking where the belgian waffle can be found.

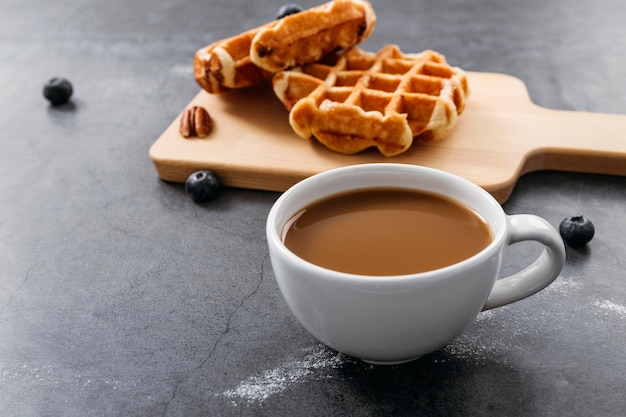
[193,25,273,94]
[272,44,470,156]
[193,0,376,94]
[250,0,376,73]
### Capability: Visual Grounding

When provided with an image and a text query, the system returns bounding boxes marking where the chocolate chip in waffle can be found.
[272,44,470,156]
[193,0,376,94]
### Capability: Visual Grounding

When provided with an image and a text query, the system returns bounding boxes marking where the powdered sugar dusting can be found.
[441,275,584,363]
[221,275,609,404]
[443,329,517,364]
[543,276,582,295]
[474,309,496,322]
[220,345,349,405]
[592,299,626,318]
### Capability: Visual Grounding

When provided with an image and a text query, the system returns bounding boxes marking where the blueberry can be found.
[43,77,73,105]
[559,215,594,248]
[276,3,303,19]
[185,170,220,203]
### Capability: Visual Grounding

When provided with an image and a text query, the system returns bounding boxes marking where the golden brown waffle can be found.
[193,25,273,94]
[250,0,376,73]
[272,44,470,156]
[193,0,376,94]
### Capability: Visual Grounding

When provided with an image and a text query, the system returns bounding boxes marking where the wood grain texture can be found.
[149,72,626,203]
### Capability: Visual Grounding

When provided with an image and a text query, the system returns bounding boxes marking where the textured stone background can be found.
[1,0,625,416]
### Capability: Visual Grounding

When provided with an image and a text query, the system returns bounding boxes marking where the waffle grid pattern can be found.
[274,45,469,156]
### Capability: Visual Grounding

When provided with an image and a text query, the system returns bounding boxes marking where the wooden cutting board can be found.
[149,72,626,203]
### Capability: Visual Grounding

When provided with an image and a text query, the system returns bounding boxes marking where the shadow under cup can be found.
[266,163,564,365]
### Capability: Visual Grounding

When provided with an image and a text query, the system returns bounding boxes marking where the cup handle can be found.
[482,214,566,310]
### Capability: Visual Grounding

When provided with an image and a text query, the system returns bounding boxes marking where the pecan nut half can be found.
[180,105,212,138]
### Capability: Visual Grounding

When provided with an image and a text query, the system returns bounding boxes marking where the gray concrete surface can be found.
[1,0,625,415]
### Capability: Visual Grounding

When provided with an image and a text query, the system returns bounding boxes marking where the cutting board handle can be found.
[520,106,626,176]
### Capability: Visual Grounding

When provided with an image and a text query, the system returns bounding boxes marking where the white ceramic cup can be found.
[266,163,565,365]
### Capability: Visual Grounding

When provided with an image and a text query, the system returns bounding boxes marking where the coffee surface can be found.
[283,188,492,275]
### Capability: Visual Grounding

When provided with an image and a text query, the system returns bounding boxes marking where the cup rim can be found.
[267,163,507,283]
